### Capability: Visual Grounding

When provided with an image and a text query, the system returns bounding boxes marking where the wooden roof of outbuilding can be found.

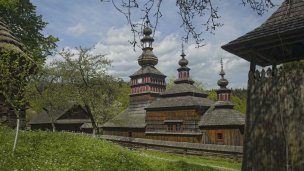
[29,104,90,125]
[222,0,304,66]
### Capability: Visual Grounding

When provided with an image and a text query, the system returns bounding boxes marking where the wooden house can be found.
[29,104,91,132]
[222,0,304,170]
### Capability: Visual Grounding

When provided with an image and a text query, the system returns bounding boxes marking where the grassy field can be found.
[0,127,240,171]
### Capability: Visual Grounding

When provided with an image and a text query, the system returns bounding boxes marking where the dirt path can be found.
[139,153,240,171]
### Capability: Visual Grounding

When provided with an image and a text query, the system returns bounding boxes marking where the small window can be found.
[217,133,223,141]
[128,132,132,137]
[166,123,182,132]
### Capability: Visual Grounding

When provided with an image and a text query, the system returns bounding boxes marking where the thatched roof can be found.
[222,0,304,66]
[0,17,24,54]
[29,104,90,125]
[102,102,149,128]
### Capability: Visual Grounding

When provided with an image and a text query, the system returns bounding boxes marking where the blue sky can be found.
[31,0,283,89]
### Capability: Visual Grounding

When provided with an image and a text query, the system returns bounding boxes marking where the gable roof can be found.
[29,104,90,125]
[222,0,304,66]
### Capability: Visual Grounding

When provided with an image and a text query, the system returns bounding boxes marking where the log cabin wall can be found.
[145,109,203,143]
[145,134,201,143]
[146,110,201,133]
[103,128,146,139]
[202,128,244,146]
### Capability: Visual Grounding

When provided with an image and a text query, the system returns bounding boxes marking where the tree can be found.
[0,44,35,154]
[25,67,73,132]
[48,48,122,135]
[0,0,58,63]
[101,0,275,48]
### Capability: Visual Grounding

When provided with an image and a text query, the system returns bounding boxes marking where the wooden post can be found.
[242,62,255,171]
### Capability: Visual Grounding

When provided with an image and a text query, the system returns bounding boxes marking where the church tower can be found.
[129,19,166,103]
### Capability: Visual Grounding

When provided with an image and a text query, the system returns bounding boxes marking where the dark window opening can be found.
[217,133,223,141]
[128,132,132,137]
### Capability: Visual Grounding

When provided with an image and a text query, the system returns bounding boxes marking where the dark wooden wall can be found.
[202,128,243,146]
[103,128,146,139]
[243,66,304,171]
[146,110,201,132]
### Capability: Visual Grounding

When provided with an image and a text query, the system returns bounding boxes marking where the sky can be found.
[31,0,284,89]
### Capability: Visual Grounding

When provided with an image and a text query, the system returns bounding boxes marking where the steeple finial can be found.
[219,58,225,78]
[217,58,229,88]
[179,43,188,67]
[138,16,158,67]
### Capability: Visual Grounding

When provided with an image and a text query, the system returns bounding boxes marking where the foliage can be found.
[208,90,247,114]
[116,81,131,112]
[166,76,205,91]
[0,0,58,62]
[0,128,219,171]
[46,48,123,133]
[100,0,275,48]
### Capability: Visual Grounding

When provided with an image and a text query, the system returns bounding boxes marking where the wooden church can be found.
[102,20,245,146]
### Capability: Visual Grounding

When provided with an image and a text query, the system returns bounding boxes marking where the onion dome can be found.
[179,50,188,67]
[138,19,158,67]
[217,58,229,88]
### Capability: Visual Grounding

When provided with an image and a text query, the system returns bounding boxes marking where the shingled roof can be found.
[102,102,149,128]
[222,0,304,66]
[130,65,166,78]
[161,83,208,98]
[199,105,245,127]
[29,105,90,125]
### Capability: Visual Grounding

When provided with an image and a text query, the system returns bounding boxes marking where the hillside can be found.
[0,128,218,171]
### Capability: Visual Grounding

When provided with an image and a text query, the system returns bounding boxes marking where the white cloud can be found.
[49,25,249,89]
[66,23,86,36]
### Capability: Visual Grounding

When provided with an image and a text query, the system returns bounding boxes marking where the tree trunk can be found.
[43,107,56,132]
[12,109,20,155]
[84,104,97,136]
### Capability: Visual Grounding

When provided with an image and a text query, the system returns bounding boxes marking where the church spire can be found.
[138,18,158,67]
[174,43,194,84]
[216,58,231,102]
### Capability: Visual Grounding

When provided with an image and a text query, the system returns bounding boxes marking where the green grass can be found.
[0,127,218,171]
[140,149,241,171]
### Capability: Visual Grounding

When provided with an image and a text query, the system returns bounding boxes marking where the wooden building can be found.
[29,104,91,132]
[102,20,166,138]
[0,18,26,129]
[199,59,245,146]
[222,0,304,170]
[145,50,213,143]
[102,19,245,146]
